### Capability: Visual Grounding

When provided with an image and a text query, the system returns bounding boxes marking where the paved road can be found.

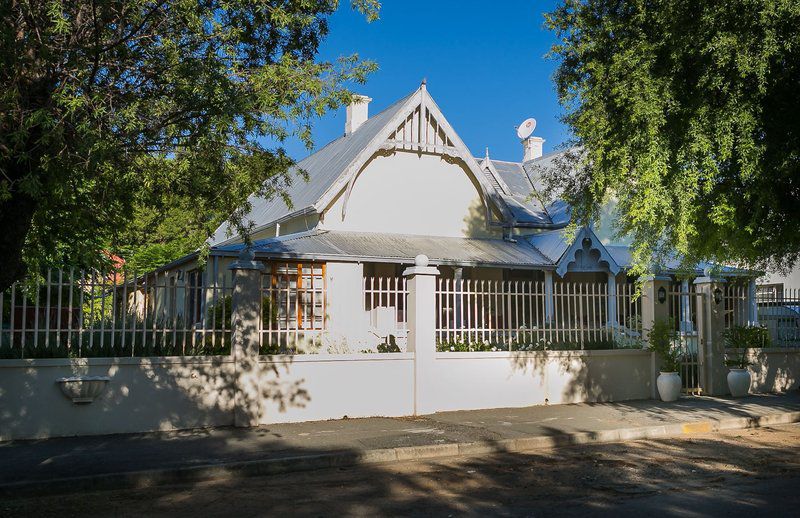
[3,424,798,517]
[3,392,798,487]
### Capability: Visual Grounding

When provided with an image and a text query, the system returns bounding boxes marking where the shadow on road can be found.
[2,425,799,516]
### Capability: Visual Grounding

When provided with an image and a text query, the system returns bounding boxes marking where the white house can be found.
[152,82,757,352]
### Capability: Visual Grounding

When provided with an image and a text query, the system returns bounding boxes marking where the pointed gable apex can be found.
[555,226,621,277]
[313,83,514,223]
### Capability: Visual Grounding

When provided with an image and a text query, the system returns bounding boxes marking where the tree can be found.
[0,0,379,290]
[545,1,800,276]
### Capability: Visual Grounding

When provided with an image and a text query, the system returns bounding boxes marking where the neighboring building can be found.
[758,263,800,297]
[139,82,757,351]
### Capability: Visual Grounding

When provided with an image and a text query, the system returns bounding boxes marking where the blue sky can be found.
[280,0,570,163]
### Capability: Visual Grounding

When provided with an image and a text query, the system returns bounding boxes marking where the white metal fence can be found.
[435,279,642,351]
[0,268,232,358]
[259,262,326,354]
[756,286,800,348]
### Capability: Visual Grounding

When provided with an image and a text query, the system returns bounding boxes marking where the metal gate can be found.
[667,287,707,394]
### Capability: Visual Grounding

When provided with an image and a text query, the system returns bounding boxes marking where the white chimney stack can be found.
[345,94,372,135]
[523,136,545,161]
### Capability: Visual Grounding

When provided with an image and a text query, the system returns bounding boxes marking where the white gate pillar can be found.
[694,276,727,396]
[640,275,671,399]
[404,254,440,415]
[229,249,265,427]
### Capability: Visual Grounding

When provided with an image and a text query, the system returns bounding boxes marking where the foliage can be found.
[545,1,800,276]
[646,319,681,372]
[723,324,771,350]
[725,346,753,370]
[0,0,380,290]
[436,328,643,352]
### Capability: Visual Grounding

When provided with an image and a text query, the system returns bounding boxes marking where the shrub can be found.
[723,325,771,349]
[647,319,681,372]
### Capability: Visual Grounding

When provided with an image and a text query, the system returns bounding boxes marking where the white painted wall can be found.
[0,351,657,440]
[733,348,800,393]
[759,262,800,288]
[429,350,653,412]
[258,354,414,424]
[323,151,496,238]
[0,357,236,441]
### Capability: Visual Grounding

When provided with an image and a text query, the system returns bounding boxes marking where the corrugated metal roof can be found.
[208,91,416,245]
[525,229,569,263]
[474,154,576,227]
[215,230,553,268]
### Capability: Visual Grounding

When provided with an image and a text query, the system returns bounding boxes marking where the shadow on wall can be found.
[745,348,800,393]
[462,197,498,239]
[508,350,653,405]
[5,426,798,515]
[0,298,310,440]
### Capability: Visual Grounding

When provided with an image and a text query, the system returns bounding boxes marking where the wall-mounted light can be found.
[657,286,667,304]
[714,288,723,305]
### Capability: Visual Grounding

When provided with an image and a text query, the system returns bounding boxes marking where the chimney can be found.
[523,136,545,161]
[345,94,372,135]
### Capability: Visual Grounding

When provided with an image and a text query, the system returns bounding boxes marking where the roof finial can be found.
[420,77,427,89]
[485,147,490,160]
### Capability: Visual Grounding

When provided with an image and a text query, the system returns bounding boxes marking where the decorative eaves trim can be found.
[555,226,621,277]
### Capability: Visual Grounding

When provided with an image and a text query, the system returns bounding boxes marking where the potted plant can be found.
[647,319,682,402]
[723,325,769,397]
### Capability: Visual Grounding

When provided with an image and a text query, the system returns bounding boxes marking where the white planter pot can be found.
[656,372,682,402]
[727,369,751,397]
[56,376,110,404]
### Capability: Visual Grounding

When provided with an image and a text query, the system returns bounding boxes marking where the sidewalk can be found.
[1,392,798,495]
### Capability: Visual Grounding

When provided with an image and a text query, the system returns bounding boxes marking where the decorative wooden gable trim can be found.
[478,154,511,196]
[313,83,514,224]
[555,226,621,277]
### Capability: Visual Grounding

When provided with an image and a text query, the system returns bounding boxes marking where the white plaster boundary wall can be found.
[729,348,800,393]
[1,350,659,440]
[258,353,414,424]
[0,356,235,441]
[0,353,415,440]
[429,350,653,413]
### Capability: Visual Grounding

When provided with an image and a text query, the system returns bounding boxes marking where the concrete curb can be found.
[2,410,799,498]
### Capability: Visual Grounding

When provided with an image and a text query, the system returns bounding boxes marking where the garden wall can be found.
[0,353,415,440]
[0,350,658,440]
[257,353,415,424]
[428,350,653,413]
[731,348,800,393]
[0,356,235,441]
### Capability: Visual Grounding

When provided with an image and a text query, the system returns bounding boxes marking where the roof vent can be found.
[345,94,372,135]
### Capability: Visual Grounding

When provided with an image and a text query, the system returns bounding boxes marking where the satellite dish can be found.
[516,117,537,140]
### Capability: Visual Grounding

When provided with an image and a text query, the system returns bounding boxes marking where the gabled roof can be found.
[214,229,552,269]
[209,92,416,246]
[476,152,572,228]
[526,226,621,277]
[209,84,518,246]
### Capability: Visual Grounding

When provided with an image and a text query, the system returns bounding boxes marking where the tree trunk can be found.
[0,191,36,291]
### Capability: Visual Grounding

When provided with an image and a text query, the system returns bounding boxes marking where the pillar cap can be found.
[228,248,265,271]
[403,265,440,277]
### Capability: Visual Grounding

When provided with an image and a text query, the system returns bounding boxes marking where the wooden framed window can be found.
[262,262,326,331]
